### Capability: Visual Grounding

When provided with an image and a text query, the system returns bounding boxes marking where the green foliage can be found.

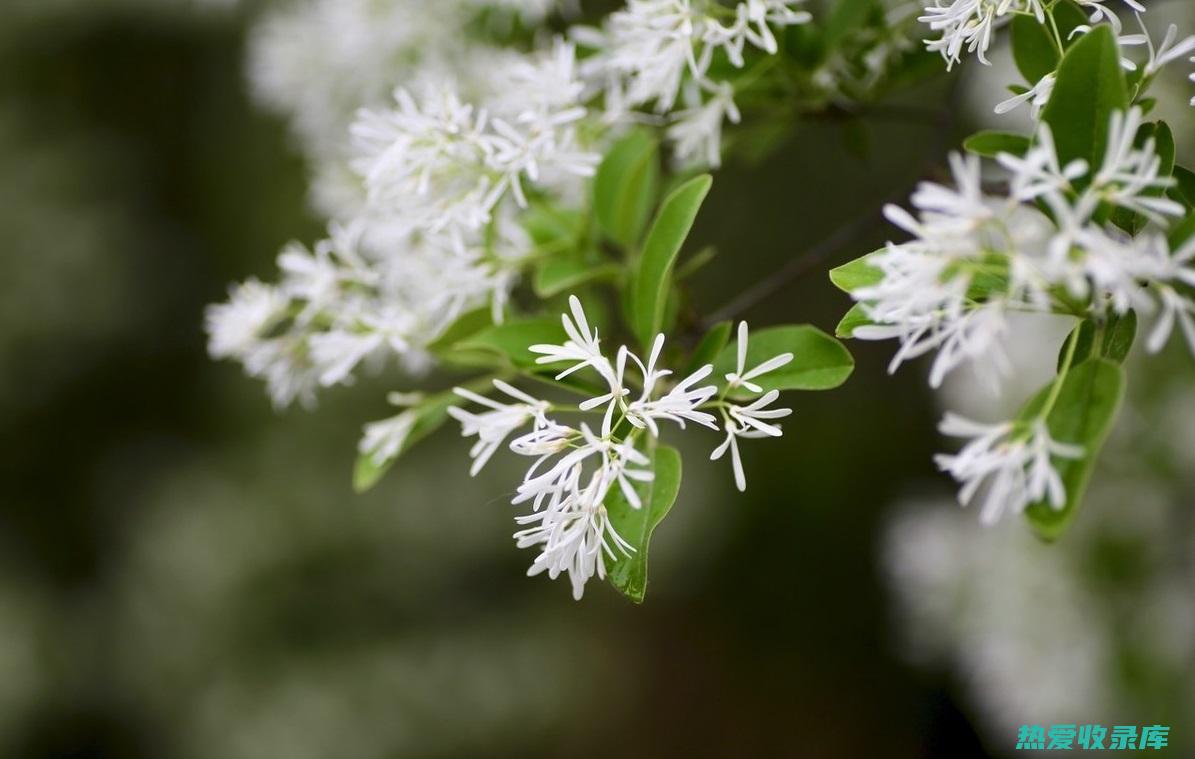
[685,321,733,374]
[532,258,621,298]
[593,129,660,248]
[353,392,457,493]
[963,131,1030,159]
[1022,359,1126,540]
[823,0,880,50]
[1010,13,1059,84]
[829,251,883,293]
[712,325,854,398]
[628,174,713,347]
[1041,25,1128,175]
[835,302,875,338]
[1170,166,1195,209]
[605,445,683,603]
[449,318,567,370]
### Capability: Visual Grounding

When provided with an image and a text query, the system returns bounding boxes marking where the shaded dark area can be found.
[0,5,1011,758]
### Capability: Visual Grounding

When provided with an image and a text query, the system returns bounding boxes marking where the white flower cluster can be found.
[437,297,794,598]
[918,0,1146,70]
[212,1,815,407]
[850,106,1195,522]
[209,40,599,408]
[576,0,812,166]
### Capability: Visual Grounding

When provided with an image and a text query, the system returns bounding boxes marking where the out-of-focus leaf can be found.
[532,258,621,298]
[593,129,659,248]
[963,131,1031,159]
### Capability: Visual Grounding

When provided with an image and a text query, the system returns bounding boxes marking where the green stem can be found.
[1038,322,1082,421]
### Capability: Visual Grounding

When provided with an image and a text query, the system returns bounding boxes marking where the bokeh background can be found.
[2,1,1193,757]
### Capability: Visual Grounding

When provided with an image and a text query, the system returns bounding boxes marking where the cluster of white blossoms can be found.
[575,0,812,167]
[209,40,599,408]
[211,1,826,409]
[850,105,1195,520]
[918,0,1148,70]
[435,297,794,598]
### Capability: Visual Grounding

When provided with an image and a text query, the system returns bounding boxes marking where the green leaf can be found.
[1041,25,1128,173]
[963,131,1031,159]
[1169,165,1195,209]
[353,392,456,493]
[1051,0,1089,46]
[606,445,682,603]
[1169,212,1195,247]
[1022,359,1126,540]
[629,174,713,347]
[835,302,875,338]
[823,0,879,49]
[593,129,660,248]
[532,258,621,298]
[829,250,883,293]
[1101,311,1137,363]
[523,204,584,251]
[452,318,567,370]
[1011,13,1059,84]
[712,325,855,398]
[427,307,494,355]
[684,321,732,375]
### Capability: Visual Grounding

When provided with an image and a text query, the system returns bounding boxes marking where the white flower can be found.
[205,278,289,359]
[1126,17,1195,77]
[711,389,791,491]
[667,80,741,168]
[1073,0,1145,35]
[358,392,426,467]
[993,72,1054,119]
[934,413,1084,525]
[512,425,653,599]
[626,363,719,435]
[449,380,551,475]
[724,321,794,393]
[530,294,615,383]
[919,0,1043,71]
[1089,107,1183,223]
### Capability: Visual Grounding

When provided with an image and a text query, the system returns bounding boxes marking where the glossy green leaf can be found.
[829,250,883,293]
[353,392,456,493]
[593,129,660,248]
[1021,359,1126,540]
[712,325,855,398]
[606,445,682,603]
[629,174,712,347]
[1041,25,1128,173]
[1011,13,1059,84]
[532,258,621,298]
[963,131,1031,159]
